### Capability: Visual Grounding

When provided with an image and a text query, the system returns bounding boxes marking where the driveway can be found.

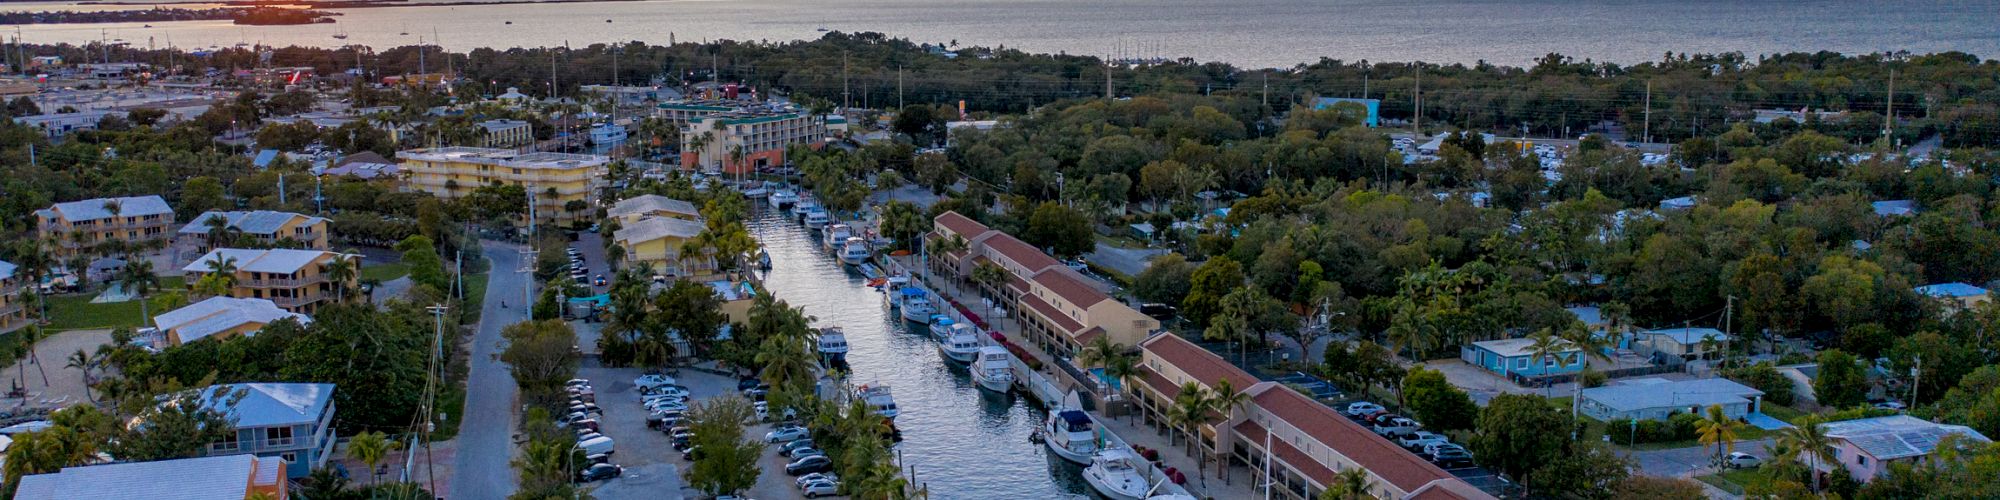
[1628,438,1775,479]
[1084,242,1165,278]
[448,240,530,500]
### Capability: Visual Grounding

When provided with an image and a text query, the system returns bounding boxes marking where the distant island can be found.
[0,7,337,25]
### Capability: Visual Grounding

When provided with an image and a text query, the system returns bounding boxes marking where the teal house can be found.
[1460,337,1584,378]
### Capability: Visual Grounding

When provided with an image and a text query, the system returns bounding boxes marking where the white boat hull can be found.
[1047,440,1096,465]
[840,254,869,266]
[900,306,934,323]
[939,346,977,363]
[1082,468,1148,500]
[975,374,1013,393]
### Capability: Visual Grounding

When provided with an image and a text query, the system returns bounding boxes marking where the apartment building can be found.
[677,103,823,174]
[14,454,289,500]
[149,296,312,347]
[927,211,1158,356]
[196,383,338,479]
[0,260,25,334]
[613,216,713,278]
[182,248,358,314]
[655,99,750,128]
[398,147,611,225]
[477,119,535,148]
[1133,333,1261,461]
[178,210,332,251]
[35,195,175,259]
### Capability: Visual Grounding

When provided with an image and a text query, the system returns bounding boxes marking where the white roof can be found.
[0,259,15,280]
[1646,327,1731,345]
[39,195,172,222]
[1471,337,1577,358]
[178,210,325,236]
[608,195,701,220]
[1823,415,1991,460]
[152,296,310,344]
[182,248,338,275]
[198,382,335,428]
[1579,378,1762,412]
[614,216,706,245]
[14,454,284,500]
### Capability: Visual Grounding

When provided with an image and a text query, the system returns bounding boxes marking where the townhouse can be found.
[612,216,713,278]
[607,194,703,226]
[34,195,175,259]
[927,211,1158,357]
[398,147,611,225]
[178,210,332,251]
[1819,415,1992,482]
[196,383,338,479]
[183,248,358,314]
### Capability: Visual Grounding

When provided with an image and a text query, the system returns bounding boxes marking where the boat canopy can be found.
[1058,409,1094,431]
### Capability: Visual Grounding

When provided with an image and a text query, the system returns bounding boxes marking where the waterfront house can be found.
[0,260,25,334]
[178,210,332,251]
[1459,337,1583,378]
[35,195,174,260]
[196,383,336,478]
[1818,415,1991,482]
[613,216,712,278]
[1577,378,1763,421]
[1234,382,1491,500]
[397,147,610,225]
[182,248,359,314]
[607,194,702,226]
[14,453,288,500]
[150,296,310,347]
[1914,282,1989,314]
[1638,327,1731,361]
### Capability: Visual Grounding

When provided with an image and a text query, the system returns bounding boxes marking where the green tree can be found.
[1814,349,1868,408]
[346,431,401,487]
[1132,252,1195,306]
[1021,201,1095,258]
[1471,394,1568,483]
[1695,404,1743,468]
[1183,257,1243,327]
[180,176,229,215]
[683,396,763,496]
[1776,414,1837,494]
[500,320,582,409]
[1402,368,1477,432]
[395,235,450,292]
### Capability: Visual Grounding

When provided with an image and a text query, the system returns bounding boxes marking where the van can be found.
[576,436,615,456]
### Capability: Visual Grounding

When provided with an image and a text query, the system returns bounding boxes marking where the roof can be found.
[179,210,325,236]
[1915,282,1989,298]
[614,216,706,244]
[609,195,701,220]
[1645,327,1731,345]
[983,232,1062,274]
[183,248,338,275]
[1579,378,1763,412]
[1659,196,1698,210]
[1822,415,1992,461]
[1870,200,1917,216]
[1032,269,1109,308]
[1246,383,1473,495]
[478,118,530,132]
[1019,293,1087,333]
[934,211,991,238]
[152,296,310,344]
[14,454,284,500]
[0,259,14,280]
[326,152,400,179]
[1139,333,1258,391]
[1470,337,1577,358]
[43,195,172,222]
[198,382,335,428]
[252,149,279,168]
[398,147,609,170]
[1567,306,1603,326]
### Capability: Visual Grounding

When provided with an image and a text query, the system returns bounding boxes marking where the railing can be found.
[242,275,327,288]
[266,295,324,308]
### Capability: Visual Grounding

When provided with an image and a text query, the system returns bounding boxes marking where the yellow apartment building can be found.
[477,119,535,148]
[679,107,823,175]
[182,248,359,314]
[0,260,25,334]
[612,216,713,278]
[150,296,311,346]
[178,210,332,251]
[397,147,611,225]
[34,195,176,259]
[607,195,702,226]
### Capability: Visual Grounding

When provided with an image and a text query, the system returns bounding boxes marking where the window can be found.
[267,426,295,447]
[1516,358,1529,369]
[214,431,241,452]
[281,452,297,463]
[1857,455,1867,465]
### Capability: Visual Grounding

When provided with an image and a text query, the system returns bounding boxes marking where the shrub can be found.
[1580,370,1609,388]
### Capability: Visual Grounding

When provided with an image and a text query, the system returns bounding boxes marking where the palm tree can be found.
[1558,321,1613,435]
[1320,468,1370,500]
[346,430,400,486]
[325,252,358,302]
[64,348,95,402]
[1168,382,1214,456]
[1695,404,1742,470]
[969,261,1009,307]
[1523,328,1569,396]
[1077,336,1120,372]
[1206,378,1249,482]
[116,259,159,329]
[195,256,240,298]
[1777,414,1836,493]
[1104,353,1140,422]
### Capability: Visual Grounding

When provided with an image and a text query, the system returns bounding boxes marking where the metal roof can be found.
[1823,415,1991,461]
[0,259,14,280]
[1915,282,1988,298]
[14,454,283,500]
[1470,337,1577,358]
[1645,327,1731,345]
[1578,378,1762,412]
[152,296,310,344]
[182,248,338,275]
[608,195,701,219]
[198,382,335,429]
[179,210,325,236]
[44,195,172,221]
[613,216,706,245]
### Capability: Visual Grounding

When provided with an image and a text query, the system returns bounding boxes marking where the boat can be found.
[939,327,983,364]
[332,30,347,40]
[817,327,849,368]
[857,383,899,419]
[791,197,818,218]
[970,346,1015,391]
[1044,392,1103,464]
[768,189,798,208]
[804,209,831,229]
[822,224,853,251]
[839,237,872,266]
[1082,448,1151,500]
[756,250,772,270]
[898,286,935,323]
[927,315,956,340]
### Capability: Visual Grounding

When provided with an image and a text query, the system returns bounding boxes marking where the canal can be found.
[748,208,1091,498]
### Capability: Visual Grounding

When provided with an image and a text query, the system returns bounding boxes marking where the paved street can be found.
[448,240,530,500]
[1628,438,1774,479]
[1084,241,1165,278]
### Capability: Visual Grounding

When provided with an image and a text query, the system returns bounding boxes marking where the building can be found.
[676,102,823,174]
[322,151,401,180]
[1132,333,1260,461]
[14,453,288,500]
[607,194,702,225]
[477,119,535,148]
[1459,337,1583,378]
[1312,97,1382,127]
[613,216,712,278]
[1754,108,1846,124]
[1818,415,1992,482]
[35,195,175,259]
[398,147,611,225]
[178,210,332,251]
[1577,377,1764,421]
[1235,383,1491,500]
[1914,282,1990,313]
[196,383,337,478]
[0,260,24,334]
[1870,200,1917,217]
[655,99,754,128]
[13,109,127,138]
[927,211,1158,356]
[149,296,310,347]
[582,84,680,105]
[182,248,358,313]
[1639,327,1731,361]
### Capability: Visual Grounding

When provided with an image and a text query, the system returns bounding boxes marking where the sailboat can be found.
[332,28,348,40]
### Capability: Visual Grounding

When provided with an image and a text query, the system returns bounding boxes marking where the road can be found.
[1628,438,1775,479]
[449,240,530,500]
[1084,241,1165,278]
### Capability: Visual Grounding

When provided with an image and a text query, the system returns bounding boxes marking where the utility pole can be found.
[897,66,904,109]
[1261,72,1268,109]
[1883,68,1896,144]
[841,52,850,110]
[1909,356,1921,406]
[1104,60,1113,100]
[1413,65,1422,136]
[1642,80,1653,144]
[1723,295,1734,364]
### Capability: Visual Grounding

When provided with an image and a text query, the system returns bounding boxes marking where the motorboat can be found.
[970,345,1015,392]
[822,224,853,251]
[816,327,849,368]
[804,209,831,229]
[856,383,899,420]
[756,250,772,270]
[839,237,872,266]
[898,286,935,323]
[792,197,818,218]
[769,189,798,208]
[927,315,956,341]
[738,181,768,198]
[1082,448,1151,500]
[938,327,982,364]
[1043,391,1103,464]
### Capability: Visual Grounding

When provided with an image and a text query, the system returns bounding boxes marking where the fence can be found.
[1509,363,1681,386]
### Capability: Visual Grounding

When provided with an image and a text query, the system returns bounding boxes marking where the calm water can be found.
[748,208,1091,498]
[6,0,1998,67]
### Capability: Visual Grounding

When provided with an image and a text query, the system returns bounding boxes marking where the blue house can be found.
[1461,337,1583,378]
[1312,97,1381,127]
[197,382,337,478]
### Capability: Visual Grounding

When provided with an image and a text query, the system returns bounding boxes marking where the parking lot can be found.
[1283,369,1510,497]
[574,362,828,499]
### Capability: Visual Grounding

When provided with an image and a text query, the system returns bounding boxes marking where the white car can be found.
[1344,401,1385,416]
[646,386,691,399]
[801,478,840,497]
[1397,431,1448,449]
[796,472,839,488]
[1725,452,1762,469]
[647,401,689,413]
[766,427,810,443]
[634,374,677,389]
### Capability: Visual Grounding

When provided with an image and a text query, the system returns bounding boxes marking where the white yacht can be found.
[970,345,1015,392]
[839,237,872,266]
[822,224,854,251]
[1082,448,1151,500]
[857,383,899,420]
[792,197,818,218]
[1043,391,1103,464]
[816,327,849,367]
[938,327,982,364]
[898,286,935,323]
[769,189,799,208]
[804,209,831,229]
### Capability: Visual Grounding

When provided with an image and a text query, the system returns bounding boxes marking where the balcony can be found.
[241,275,327,288]
[267,295,327,308]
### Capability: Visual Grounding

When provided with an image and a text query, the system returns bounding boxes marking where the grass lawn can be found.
[43,277,186,332]
[460,272,490,325]
[1698,468,1768,495]
[360,261,412,282]
[1762,403,1806,423]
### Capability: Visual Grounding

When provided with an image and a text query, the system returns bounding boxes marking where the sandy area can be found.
[0,329,116,410]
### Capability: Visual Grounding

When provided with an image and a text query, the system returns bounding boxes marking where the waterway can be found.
[5,0,1998,67]
[747,207,1091,498]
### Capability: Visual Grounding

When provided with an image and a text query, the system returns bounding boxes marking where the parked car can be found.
[576,431,604,442]
[635,374,677,389]
[577,463,623,482]
[767,427,811,443]
[1430,448,1474,468]
[1344,401,1385,417]
[1725,452,1762,469]
[594,275,607,286]
[1421,442,1463,459]
[585,452,611,465]
[565,378,590,388]
[796,472,839,488]
[786,447,825,460]
[647,386,692,399]
[737,377,763,391]
[801,478,840,497]
[1397,431,1447,450]
[1371,417,1421,436]
[785,455,834,475]
[681,445,702,461]
[569,419,600,433]
[576,436,614,456]
[779,439,816,457]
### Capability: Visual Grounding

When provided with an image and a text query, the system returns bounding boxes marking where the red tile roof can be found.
[1234,420,1336,486]
[1076,327,1105,346]
[1020,293,1086,333]
[1139,333,1258,391]
[1248,384,1462,495]
[934,211,990,239]
[1136,366,1182,400]
[983,232,1063,275]
[1032,269,1109,308]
